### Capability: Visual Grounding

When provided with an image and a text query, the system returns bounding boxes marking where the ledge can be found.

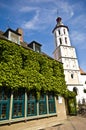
[0,113,57,125]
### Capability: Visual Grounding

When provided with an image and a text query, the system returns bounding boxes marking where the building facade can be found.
[0,28,67,130]
[53,17,86,104]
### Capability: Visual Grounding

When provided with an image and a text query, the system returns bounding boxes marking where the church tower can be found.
[52,17,81,98]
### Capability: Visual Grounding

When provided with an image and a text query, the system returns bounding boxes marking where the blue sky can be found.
[0,0,86,71]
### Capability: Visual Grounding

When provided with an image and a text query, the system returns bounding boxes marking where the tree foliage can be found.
[0,39,75,98]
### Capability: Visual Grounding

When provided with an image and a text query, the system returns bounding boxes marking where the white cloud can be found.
[21,0,74,31]
[21,7,57,31]
[22,10,39,30]
[20,6,39,12]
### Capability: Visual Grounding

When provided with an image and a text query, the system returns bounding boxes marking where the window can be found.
[10,32,20,44]
[65,37,67,44]
[27,93,37,116]
[71,74,74,79]
[58,30,60,35]
[12,89,25,118]
[59,38,62,45]
[73,87,78,95]
[39,94,47,115]
[48,93,56,114]
[35,46,40,52]
[63,29,66,34]
[0,88,10,120]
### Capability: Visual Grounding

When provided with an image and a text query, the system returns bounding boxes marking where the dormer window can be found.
[4,28,21,45]
[28,41,42,53]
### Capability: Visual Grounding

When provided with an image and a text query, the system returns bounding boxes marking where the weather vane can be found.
[57,9,59,17]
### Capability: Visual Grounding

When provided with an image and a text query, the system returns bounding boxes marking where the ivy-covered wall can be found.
[0,39,75,98]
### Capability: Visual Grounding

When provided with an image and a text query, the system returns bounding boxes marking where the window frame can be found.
[0,88,10,120]
[48,93,56,114]
[27,93,37,116]
[39,94,47,115]
[12,89,25,118]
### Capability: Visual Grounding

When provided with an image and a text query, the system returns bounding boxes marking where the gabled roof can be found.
[4,28,21,36]
[28,40,42,46]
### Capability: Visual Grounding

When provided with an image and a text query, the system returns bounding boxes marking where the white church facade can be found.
[52,17,86,104]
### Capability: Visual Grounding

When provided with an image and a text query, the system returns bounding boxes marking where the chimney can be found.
[16,28,23,42]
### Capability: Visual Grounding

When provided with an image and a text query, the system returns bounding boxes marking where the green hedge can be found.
[68,97,77,115]
[0,39,75,98]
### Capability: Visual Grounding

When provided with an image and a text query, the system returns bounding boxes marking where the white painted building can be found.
[52,17,86,104]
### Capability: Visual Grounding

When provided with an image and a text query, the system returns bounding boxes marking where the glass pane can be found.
[3,94,8,100]
[39,102,45,115]
[13,91,18,100]
[13,103,22,117]
[19,92,23,100]
[1,104,7,119]
[13,89,25,118]
[49,102,55,113]
[48,94,56,114]
[13,103,18,117]
[27,103,31,115]
[27,93,35,101]
[27,103,35,115]
[40,95,45,101]
[0,88,10,120]
[13,90,24,100]
[18,103,22,116]
[27,93,37,116]
[0,92,2,100]
[48,95,53,100]
[31,103,35,114]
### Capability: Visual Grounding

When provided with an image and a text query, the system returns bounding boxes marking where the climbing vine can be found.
[0,39,75,98]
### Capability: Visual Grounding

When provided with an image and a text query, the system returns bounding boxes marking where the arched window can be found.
[65,37,67,44]
[71,73,74,79]
[58,30,60,35]
[59,38,62,45]
[73,87,78,95]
